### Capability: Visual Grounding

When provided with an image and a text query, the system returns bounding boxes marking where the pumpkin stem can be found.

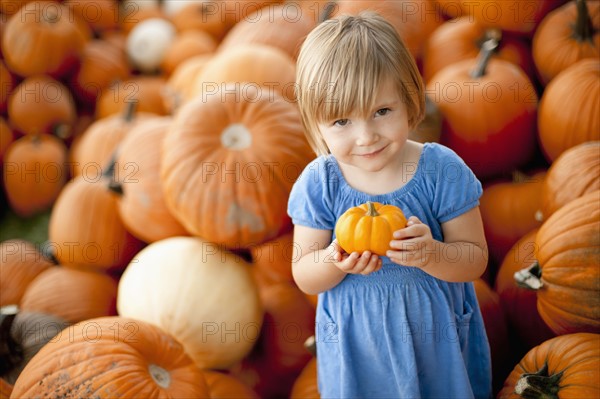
[574,0,594,42]
[40,240,60,265]
[51,123,72,140]
[304,335,317,357]
[514,261,543,290]
[365,201,380,217]
[108,180,124,195]
[320,2,336,22]
[148,364,171,388]
[0,305,24,375]
[122,101,138,123]
[470,29,501,78]
[514,362,563,399]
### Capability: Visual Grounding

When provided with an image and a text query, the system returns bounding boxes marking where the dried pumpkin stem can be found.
[149,364,171,388]
[366,201,379,217]
[574,0,594,42]
[320,1,337,22]
[0,305,24,375]
[469,29,501,78]
[514,362,563,399]
[123,101,138,123]
[514,262,543,290]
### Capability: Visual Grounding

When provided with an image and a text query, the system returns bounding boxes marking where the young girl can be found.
[288,12,492,399]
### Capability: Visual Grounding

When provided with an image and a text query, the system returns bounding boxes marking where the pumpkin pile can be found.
[1,1,599,398]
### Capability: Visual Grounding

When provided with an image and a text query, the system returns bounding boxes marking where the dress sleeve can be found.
[429,145,483,223]
[287,157,337,230]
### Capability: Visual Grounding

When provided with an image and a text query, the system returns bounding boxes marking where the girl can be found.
[288,12,492,399]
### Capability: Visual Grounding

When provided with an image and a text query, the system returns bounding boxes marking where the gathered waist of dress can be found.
[341,262,436,285]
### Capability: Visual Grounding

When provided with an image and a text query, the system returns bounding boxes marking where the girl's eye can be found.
[333,119,349,127]
[375,108,391,117]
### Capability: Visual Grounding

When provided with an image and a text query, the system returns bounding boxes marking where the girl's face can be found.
[317,79,410,174]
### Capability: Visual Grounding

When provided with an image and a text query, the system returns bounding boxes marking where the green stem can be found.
[574,0,594,42]
[514,362,563,399]
[365,201,379,217]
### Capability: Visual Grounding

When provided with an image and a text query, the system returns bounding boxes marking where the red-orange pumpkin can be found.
[498,333,600,399]
[250,231,295,287]
[0,240,53,307]
[539,141,600,221]
[537,59,600,161]
[0,61,15,114]
[161,84,313,249]
[516,190,600,335]
[204,371,259,399]
[0,118,13,164]
[10,316,211,398]
[290,358,319,399]
[0,378,11,399]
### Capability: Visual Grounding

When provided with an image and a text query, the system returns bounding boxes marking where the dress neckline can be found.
[327,142,431,202]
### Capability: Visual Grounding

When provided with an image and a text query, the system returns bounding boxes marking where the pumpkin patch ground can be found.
[1,0,599,398]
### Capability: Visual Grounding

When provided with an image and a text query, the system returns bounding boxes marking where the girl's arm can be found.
[292,225,382,295]
[387,207,488,282]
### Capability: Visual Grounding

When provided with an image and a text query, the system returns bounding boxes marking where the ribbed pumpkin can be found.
[494,229,556,350]
[218,4,316,60]
[331,0,441,62]
[0,61,15,114]
[7,75,76,138]
[428,35,538,179]
[539,141,600,221]
[193,44,297,103]
[111,117,189,243]
[479,171,545,268]
[10,316,211,398]
[70,39,130,105]
[117,237,263,370]
[48,176,144,272]
[3,134,68,217]
[423,18,535,83]
[0,307,69,384]
[515,190,600,335]
[19,267,118,323]
[0,240,52,307]
[335,201,407,256]
[204,371,259,399]
[532,0,600,85]
[290,358,318,399]
[250,232,294,287]
[95,76,169,119]
[163,54,213,112]
[2,1,89,78]
[70,102,154,177]
[64,0,119,33]
[538,59,600,161]
[169,1,237,41]
[498,333,600,399]
[160,30,216,76]
[161,84,313,249]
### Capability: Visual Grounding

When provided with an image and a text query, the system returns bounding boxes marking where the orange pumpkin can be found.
[160,30,216,76]
[498,333,600,399]
[169,1,237,42]
[95,76,169,119]
[8,75,76,138]
[539,141,600,221]
[111,117,189,243]
[161,84,313,249]
[3,134,68,217]
[0,118,14,165]
[479,170,545,268]
[0,61,16,114]
[10,316,211,398]
[494,229,556,351]
[48,176,144,272]
[0,378,11,399]
[250,231,295,286]
[335,201,407,256]
[515,190,600,335]
[290,358,319,399]
[64,0,119,33]
[163,54,213,113]
[204,371,259,399]
[218,3,316,60]
[20,266,118,323]
[532,0,600,84]
[0,239,53,307]
[538,59,600,161]
[427,35,538,179]
[2,1,89,77]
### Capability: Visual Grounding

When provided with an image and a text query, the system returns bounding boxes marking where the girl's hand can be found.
[387,216,435,268]
[327,240,382,275]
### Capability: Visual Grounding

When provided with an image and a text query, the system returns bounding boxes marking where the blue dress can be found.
[287,143,492,399]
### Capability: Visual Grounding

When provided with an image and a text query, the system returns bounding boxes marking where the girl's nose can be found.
[355,123,379,146]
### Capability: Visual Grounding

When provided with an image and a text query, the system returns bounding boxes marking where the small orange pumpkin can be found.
[335,201,407,256]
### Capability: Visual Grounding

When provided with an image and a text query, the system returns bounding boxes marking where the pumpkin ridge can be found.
[537,296,598,327]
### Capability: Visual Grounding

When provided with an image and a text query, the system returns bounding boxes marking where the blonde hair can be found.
[296,12,425,156]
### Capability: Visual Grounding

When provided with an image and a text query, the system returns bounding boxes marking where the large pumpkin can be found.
[10,316,210,398]
[539,141,600,221]
[161,84,313,249]
[117,237,263,370]
[204,371,259,399]
[537,59,600,161]
[290,358,319,399]
[515,190,600,335]
[427,35,538,179]
[532,0,600,85]
[498,333,600,399]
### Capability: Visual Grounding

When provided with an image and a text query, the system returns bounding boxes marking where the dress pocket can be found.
[454,300,474,351]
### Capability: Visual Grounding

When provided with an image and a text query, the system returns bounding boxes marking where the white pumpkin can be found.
[126,18,176,73]
[162,0,203,16]
[117,236,263,370]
